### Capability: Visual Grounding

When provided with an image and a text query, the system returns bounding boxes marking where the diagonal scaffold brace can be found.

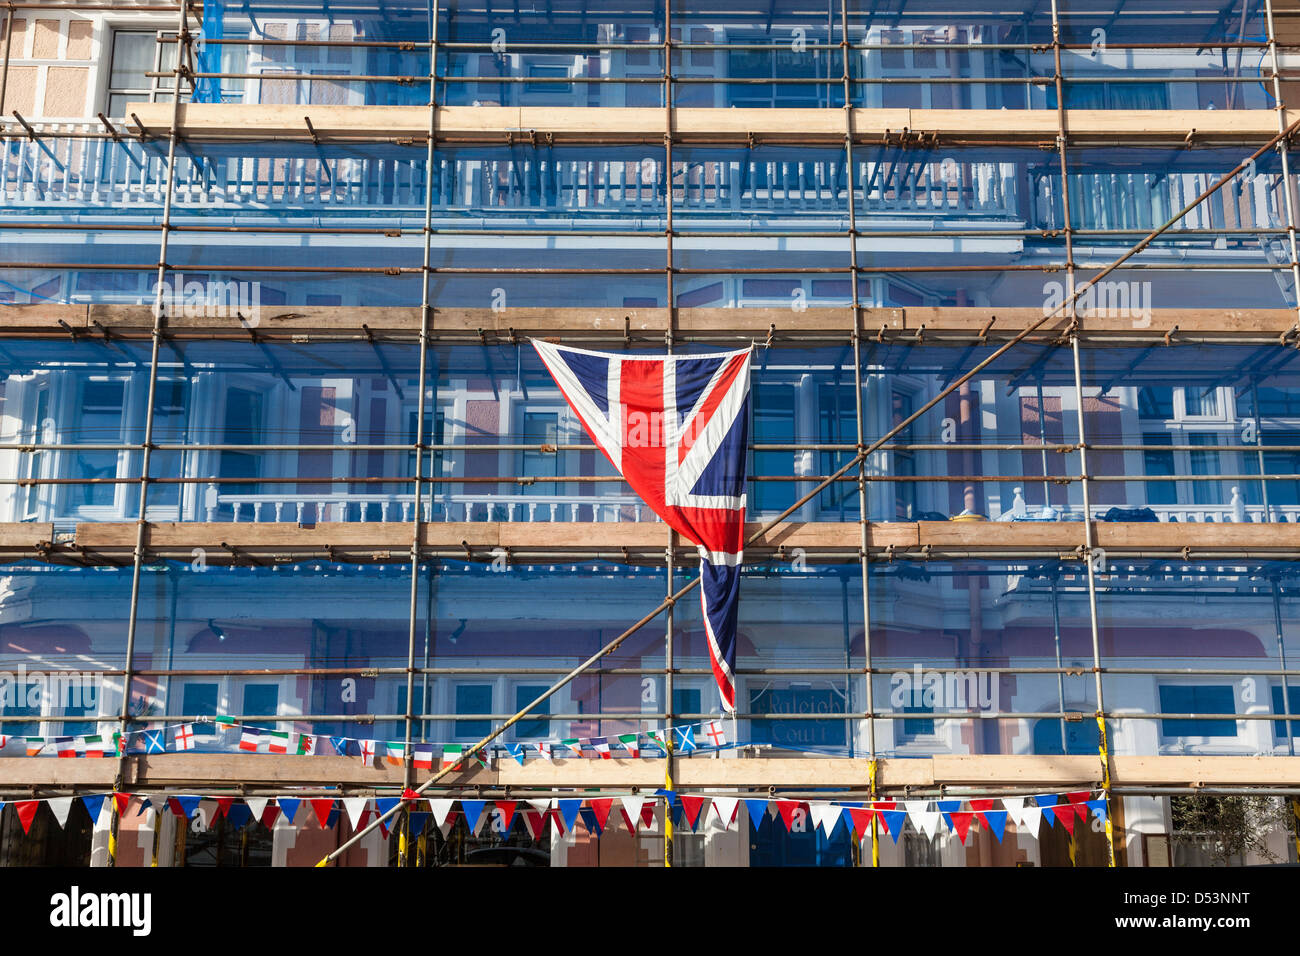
[316,115,1300,866]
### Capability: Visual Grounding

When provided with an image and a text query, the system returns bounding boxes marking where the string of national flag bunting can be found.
[0,789,1109,844]
[0,717,732,765]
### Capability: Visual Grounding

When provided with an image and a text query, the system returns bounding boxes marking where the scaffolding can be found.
[0,0,1297,867]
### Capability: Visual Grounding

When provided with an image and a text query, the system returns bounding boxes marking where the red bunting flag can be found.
[112,792,133,815]
[679,795,708,832]
[872,801,898,836]
[310,799,335,828]
[494,800,518,834]
[969,798,995,829]
[588,798,614,833]
[215,797,234,819]
[774,800,805,832]
[1066,792,1091,820]
[14,800,40,834]
[1058,805,1077,836]
[949,809,975,843]
[260,804,281,829]
[846,807,873,839]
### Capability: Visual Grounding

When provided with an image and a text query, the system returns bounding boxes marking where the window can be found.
[672,687,701,720]
[21,386,49,521]
[817,383,858,520]
[1032,716,1100,755]
[242,683,279,722]
[1,680,41,737]
[181,682,219,736]
[514,685,550,740]
[106,31,163,117]
[1242,386,1300,418]
[1138,387,1174,419]
[149,379,190,514]
[220,388,263,502]
[899,697,935,738]
[1142,432,1176,506]
[891,389,917,520]
[524,65,572,96]
[751,384,795,516]
[1188,434,1224,506]
[1272,684,1299,740]
[520,412,560,496]
[74,381,126,510]
[1183,386,1221,418]
[454,684,493,739]
[1159,685,1236,739]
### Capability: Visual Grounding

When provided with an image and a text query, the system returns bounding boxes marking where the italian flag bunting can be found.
[82,735,106,758]
[441,744,464,770]
[267,731,290,754]
[617,734,640,758]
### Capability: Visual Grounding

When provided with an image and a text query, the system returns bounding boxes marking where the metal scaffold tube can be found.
[108,0,195,869]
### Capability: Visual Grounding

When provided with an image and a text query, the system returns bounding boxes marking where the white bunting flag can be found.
[47,797,74,829]
[343,798,370,831]
[245,797,269,822]
[429,799,456,831]
[710,796,740,830]
[809,803,841,838]
[905,800,943,839]
[620,796,646,833]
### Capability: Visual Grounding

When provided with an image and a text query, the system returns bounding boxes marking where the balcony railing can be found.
[211,489,660,524]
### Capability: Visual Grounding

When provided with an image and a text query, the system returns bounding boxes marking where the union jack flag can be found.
[532,340,751,711]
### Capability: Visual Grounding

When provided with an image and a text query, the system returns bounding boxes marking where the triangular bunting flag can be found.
[226,803,253,831]
[679,795,708,832]
[710,796,739,829]
[429,799,455,829]
[171,795,202,820]
[1036,795,1059,828]
[343,798,369,831]
[555,799,582,833]
[276,798,302,826]
[47,797,74,829]
[81,794,107,825]
[460,800,487,834]
[494,800,518,835]
[1086,798,1108,824]
[15,800,40,834]
[744,799,769,832]
[310,799,335,828]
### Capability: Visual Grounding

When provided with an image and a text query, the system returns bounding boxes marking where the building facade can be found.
[0,0,1298,866]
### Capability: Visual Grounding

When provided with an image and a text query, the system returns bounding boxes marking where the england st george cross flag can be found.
[532,340,751,712]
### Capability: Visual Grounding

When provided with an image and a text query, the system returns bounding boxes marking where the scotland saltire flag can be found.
[532,340,751,712]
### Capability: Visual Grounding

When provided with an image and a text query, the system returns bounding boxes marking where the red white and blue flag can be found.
[532,340,751,712]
